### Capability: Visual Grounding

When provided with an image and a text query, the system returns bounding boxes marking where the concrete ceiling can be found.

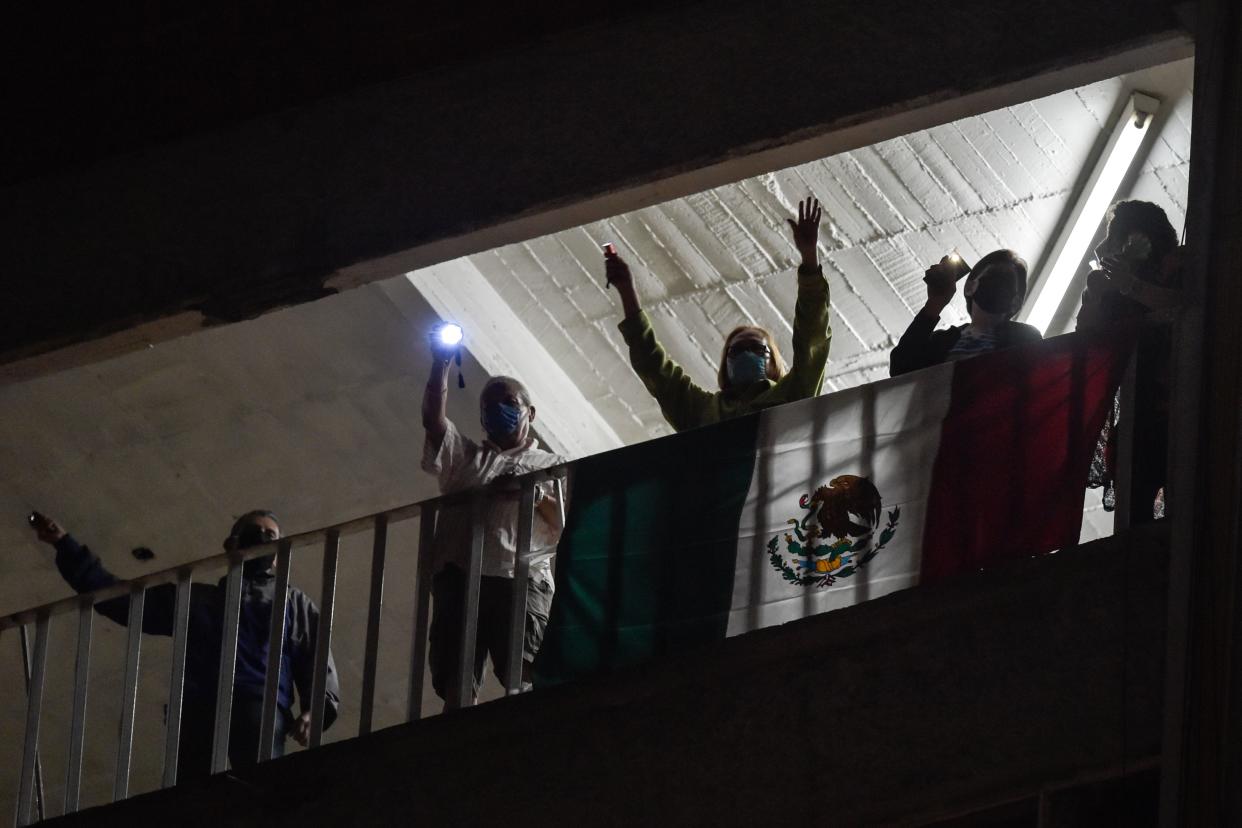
[433,59,1193,445]
[0,58,1192,818]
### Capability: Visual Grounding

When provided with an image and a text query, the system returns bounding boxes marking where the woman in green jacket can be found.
[605,196,831,432]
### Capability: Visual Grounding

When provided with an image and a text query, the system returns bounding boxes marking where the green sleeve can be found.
[618,311,716,432]
[777,263,832,400]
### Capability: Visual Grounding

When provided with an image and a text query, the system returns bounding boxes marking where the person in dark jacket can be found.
[1076,199,1183,520]
[29,509,340,779]
[890,249,1042,376]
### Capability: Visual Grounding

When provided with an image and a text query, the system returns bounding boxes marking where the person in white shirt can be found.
[421,335,566,700]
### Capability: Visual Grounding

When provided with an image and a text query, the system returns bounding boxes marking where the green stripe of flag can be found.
[533,412,761,686]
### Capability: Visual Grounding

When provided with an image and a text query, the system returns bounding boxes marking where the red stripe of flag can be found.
[920,330,1134,583]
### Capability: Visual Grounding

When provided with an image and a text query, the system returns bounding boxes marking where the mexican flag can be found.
[533,331,1130,685]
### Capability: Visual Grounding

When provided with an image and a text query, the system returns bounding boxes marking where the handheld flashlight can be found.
[947,252,972,279]
[924,252,972,287]
[437,323,464,347]
[433,322,466,389]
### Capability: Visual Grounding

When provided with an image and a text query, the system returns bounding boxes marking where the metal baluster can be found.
[359,516,388,736]
[17,624,46,825]
[17,612,50,827]
[308,530,340,748]
[554,476,567,530]
[503,482,537,695]
[210,556,244,774]
[408,504,437,721]
[161,568,193,787]
[258,540,292,762]
[64,601,94,812]
[114,587,146,800]
[450,496,486,710]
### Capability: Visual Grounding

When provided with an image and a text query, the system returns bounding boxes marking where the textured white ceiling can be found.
[461,59,1191,445]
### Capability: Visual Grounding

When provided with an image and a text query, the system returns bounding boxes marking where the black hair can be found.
[1105,200,1178,265]
[965,249,1029,317]
[228,510,279,539]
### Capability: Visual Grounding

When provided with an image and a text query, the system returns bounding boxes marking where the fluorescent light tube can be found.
[1022,92,1160,335]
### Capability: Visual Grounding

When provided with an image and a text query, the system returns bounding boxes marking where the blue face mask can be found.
[482,401,524,438]
[726,351,769,386]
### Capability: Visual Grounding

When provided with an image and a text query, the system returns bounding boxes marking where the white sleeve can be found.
[421,420,475,488]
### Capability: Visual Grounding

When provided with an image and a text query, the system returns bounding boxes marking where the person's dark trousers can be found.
[173,694,292,781]
[428,564,553,701]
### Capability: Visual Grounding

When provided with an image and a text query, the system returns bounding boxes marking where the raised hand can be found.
[427,327,458,364]
[1098,255,1137,295]
[604,250,642,319]
[786,196,822,266]
[604,252,633,291]
[29,511,66,544]
[922,256,960,316]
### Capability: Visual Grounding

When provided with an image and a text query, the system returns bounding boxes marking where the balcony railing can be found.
[3,470,568,826]
[3,323,1158,826]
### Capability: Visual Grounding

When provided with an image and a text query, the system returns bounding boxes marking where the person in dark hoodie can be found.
[29,509,339,779]
[890,249,1042,376]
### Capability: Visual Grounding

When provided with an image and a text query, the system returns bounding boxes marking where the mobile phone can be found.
[923,253,972,284]
[946,252,972,280]
[602,243,618,288]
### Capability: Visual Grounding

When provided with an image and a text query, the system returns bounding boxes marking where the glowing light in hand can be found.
[437,323,463,347]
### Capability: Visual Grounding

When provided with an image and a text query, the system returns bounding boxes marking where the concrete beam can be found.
[2,0,1190,375]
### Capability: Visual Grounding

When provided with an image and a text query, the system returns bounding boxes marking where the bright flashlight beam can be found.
[1021,92,1159,335]
[437,323,463,347]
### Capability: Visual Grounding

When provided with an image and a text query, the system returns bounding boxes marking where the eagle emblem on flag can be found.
[766,474,900,588]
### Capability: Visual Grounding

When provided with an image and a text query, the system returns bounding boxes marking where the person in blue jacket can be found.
[29,509,340,779]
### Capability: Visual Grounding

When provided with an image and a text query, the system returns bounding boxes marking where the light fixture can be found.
[1021,92,1160,335]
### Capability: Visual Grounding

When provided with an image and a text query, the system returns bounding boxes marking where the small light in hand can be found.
[436,323,464,347]
[945,251,971,279]
[433,323,467,389]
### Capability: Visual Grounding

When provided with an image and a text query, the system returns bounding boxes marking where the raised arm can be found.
[30,512,176,634]
[607,252,644,322]
[1074,269,1110,332]
[782,197,832,396]
[422,333,456,453]
[890,256,959,376]
[608,253,715,432]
